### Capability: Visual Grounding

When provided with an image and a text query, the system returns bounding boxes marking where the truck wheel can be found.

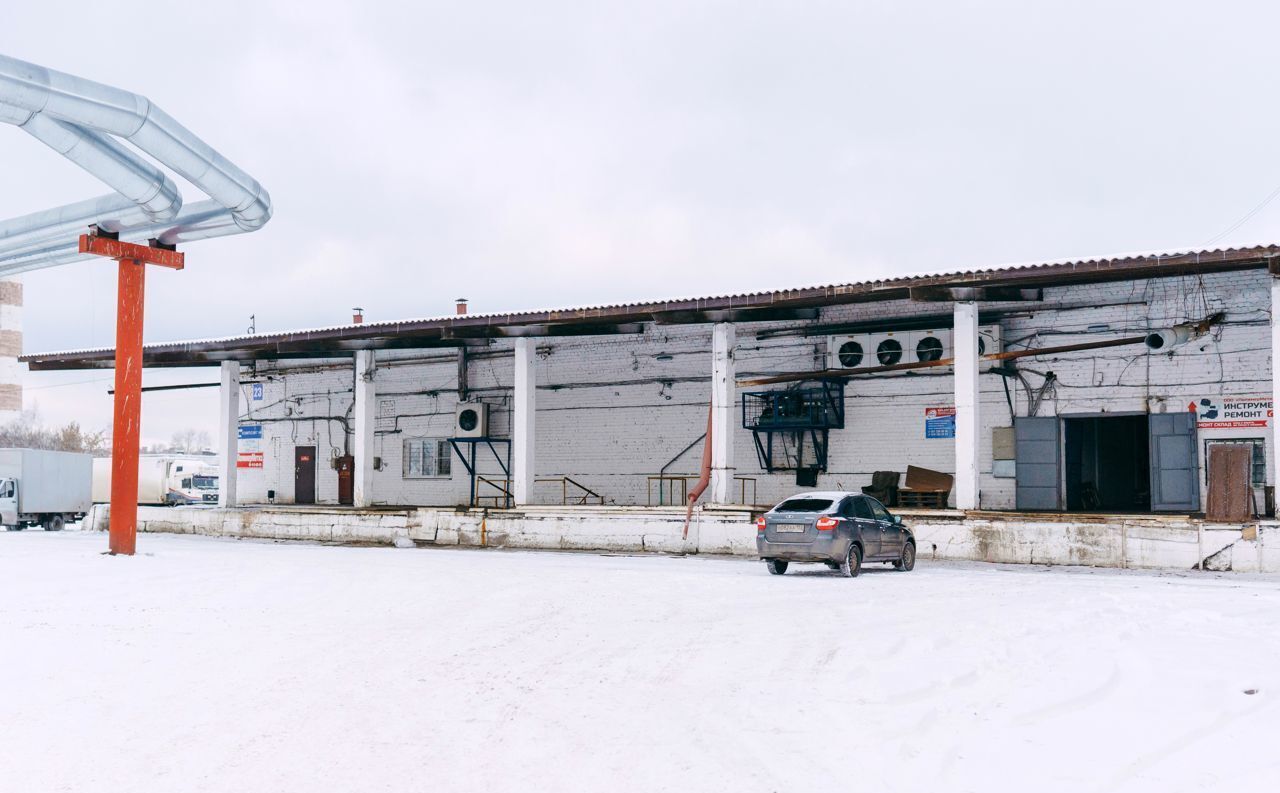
[44,515,65,532]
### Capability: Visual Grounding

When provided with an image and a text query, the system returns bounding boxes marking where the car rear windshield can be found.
[775,498,834,513]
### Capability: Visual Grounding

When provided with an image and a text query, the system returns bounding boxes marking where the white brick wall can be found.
[232,268,1274,511]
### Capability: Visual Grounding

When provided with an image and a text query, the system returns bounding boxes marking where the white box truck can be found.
[0,448,93,531]
[92,455,220,506]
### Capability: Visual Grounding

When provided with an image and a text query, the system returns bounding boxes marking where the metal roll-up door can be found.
[1015,417,1061,511]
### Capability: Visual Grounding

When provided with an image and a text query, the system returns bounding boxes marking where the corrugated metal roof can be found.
[23,242,1280,366]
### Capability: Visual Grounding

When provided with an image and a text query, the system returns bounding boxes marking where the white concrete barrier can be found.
[81,503,1280,573]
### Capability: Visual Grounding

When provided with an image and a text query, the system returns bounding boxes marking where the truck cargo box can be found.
[0,448,93,515]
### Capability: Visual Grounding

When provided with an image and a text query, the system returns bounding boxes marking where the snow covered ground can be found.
[2,531,1277,793]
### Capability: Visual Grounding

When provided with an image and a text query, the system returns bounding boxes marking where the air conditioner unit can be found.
[828,334,871,370]
[978,325,1003,370]
[908,328,952,365]
[868,331,908,368]
[454,401,489,438]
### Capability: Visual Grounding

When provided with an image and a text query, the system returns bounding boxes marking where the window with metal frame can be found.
[1204,438,1266,487]
[403,438,453,479]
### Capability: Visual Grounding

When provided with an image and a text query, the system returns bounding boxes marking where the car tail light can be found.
[756,516,767,532]
[815,517,838,531]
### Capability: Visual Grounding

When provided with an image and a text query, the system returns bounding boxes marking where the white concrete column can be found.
[217,361,239,508]
[710,323,736,503]
[954,302,980,510]
[1271,278,1280,490]
[513,338,537,505]
[353,350,376,507]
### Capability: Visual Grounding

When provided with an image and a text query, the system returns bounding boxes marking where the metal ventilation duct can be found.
[0,54,272,275]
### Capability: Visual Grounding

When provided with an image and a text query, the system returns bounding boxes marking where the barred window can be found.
[404,438,452,479]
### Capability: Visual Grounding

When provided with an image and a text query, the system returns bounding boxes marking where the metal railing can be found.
[475,476,512,508]
[536,476,605,505]
[647,474,759,506]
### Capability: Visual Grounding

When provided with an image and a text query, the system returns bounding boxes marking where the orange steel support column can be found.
[109,259,145,555]
[77,233,184,556]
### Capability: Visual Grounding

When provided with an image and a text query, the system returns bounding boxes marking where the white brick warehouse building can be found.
[25,245,1280,522]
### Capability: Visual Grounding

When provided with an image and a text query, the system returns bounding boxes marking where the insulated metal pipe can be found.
[20,114,182,221]
[0,55,270,230]
[0,53,272,272]
[1144,326,1195,350]
[0,201,243,275]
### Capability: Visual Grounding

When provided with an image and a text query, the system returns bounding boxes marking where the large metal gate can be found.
[1149,412,1200,512]
[1015,417,1061,511]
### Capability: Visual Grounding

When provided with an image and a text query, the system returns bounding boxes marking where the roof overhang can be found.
[22,244,1280,371]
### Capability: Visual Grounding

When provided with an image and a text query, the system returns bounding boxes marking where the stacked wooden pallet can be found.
[896,465,954,509]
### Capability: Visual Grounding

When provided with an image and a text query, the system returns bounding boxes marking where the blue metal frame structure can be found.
[448,437,513,508]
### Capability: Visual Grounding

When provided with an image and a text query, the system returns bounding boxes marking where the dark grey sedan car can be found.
[756,491,915,576]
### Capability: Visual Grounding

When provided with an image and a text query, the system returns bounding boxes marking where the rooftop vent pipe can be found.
[352,308,364,324]
[456,299,468,316]
[0,53,272,275]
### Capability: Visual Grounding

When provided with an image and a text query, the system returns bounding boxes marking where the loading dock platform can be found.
[81,503,1280,574]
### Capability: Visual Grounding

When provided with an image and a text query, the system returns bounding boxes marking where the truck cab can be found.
[169,470,220,505]
[0,477,17,527]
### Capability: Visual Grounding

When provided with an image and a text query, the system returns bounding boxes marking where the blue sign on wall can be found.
[251,382,264,401]
[238,424,263,440]
[924,407,956,439]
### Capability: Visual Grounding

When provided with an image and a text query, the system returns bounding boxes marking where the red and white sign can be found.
[1190,396,1273,429]
[237,424,264,468]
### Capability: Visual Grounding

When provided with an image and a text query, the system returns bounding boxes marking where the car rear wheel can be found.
[894,541,916,571]
[766,558,789,575]
[839,543,861,578]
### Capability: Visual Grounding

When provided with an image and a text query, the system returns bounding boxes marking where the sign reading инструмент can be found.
[1192,397,1273,429]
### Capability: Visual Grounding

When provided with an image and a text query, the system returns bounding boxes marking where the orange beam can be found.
[76,233,181,556]
[108,259,146,555]
[78,234,184,270]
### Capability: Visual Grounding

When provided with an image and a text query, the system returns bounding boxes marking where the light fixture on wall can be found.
[654,353,674,362]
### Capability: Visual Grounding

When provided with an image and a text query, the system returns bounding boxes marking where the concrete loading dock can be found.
[30,244,1280,571]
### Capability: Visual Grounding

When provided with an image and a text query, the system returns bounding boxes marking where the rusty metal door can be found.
[336,455,354,506]
[294,446,316,505]
[1206,445,1252,522]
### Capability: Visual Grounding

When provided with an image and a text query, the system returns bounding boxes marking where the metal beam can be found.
[909,286,1042,302]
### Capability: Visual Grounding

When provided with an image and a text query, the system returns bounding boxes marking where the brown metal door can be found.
[336,455,354,506]
[294,446,316,504]
[1206,445,1251,522]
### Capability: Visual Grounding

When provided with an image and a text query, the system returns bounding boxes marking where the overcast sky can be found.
[4,0,1280,446]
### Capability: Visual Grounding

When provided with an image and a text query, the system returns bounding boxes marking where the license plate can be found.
[774,523,806,533]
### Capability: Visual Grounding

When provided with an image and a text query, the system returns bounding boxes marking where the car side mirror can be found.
[892,515,902,525]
